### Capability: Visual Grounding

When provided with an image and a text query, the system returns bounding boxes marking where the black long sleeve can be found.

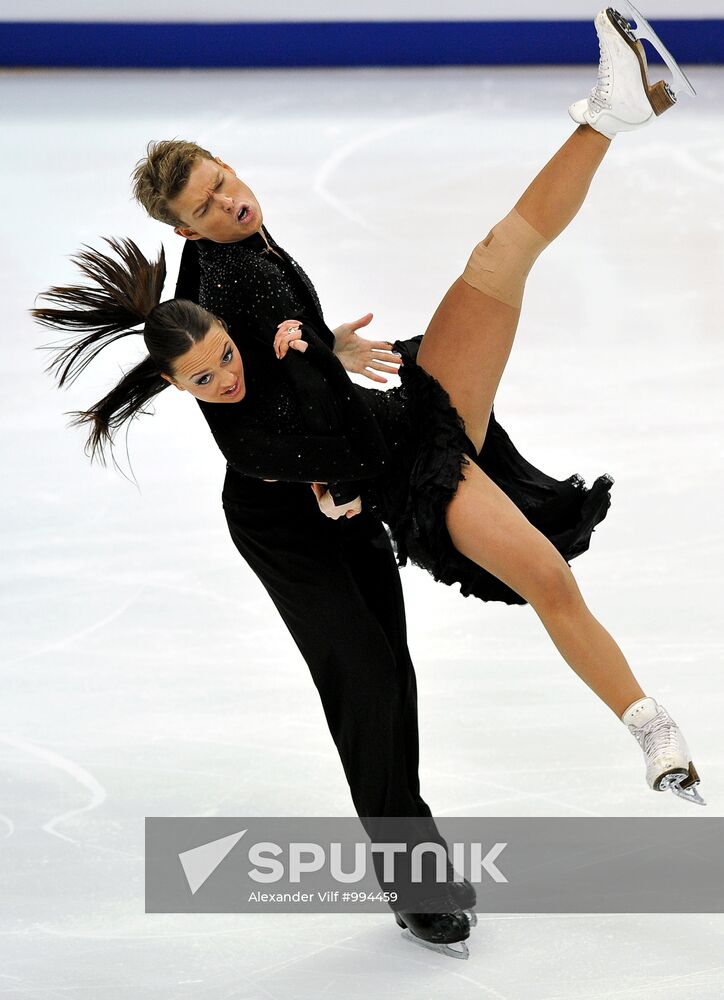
[202,317,391,489]
[175,236,376,503]
[174,238,201,303]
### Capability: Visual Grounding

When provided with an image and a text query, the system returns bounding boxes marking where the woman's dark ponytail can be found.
[65,356,169,467]
[32,237,213,470]
[33,236,166,387]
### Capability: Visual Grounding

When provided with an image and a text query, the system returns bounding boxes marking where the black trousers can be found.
[221,469,449,899]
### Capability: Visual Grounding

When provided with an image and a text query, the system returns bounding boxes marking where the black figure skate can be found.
[394,903,471,960]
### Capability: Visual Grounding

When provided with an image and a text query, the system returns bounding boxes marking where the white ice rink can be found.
[2,63,723,998]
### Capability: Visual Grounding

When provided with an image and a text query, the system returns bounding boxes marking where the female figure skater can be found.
[33,7,704,959]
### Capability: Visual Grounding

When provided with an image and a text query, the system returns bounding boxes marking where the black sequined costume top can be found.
[175,228,615,606]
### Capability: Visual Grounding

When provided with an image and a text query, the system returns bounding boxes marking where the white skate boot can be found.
[622,696,705,806]
[569,4,696,139]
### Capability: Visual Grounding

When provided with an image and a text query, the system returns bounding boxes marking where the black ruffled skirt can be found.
[360,336,614,607]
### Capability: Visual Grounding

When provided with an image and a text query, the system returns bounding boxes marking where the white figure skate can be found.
[569,5,696,139]
[622,696,706,806]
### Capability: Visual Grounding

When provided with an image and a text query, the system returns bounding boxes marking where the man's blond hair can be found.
[131,139,215,227]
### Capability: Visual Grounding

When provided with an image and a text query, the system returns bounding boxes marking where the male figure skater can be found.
[131,140,476,945]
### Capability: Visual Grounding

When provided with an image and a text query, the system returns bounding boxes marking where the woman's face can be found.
[161,321,246,403]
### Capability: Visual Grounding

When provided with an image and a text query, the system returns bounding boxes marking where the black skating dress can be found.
[187,230,614,608]
[354,335,614,606]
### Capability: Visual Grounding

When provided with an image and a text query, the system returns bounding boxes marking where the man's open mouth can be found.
[237,204,251,223]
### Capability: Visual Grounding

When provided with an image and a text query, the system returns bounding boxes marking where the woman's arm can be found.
[181,245,389,499]
[210,318,391,490]
[212,418,386,487]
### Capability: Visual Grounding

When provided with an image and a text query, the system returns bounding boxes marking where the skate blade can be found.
[659,762,707,806]
[617,1,697,99]
[400,928,470,960]
[668,780,706,806]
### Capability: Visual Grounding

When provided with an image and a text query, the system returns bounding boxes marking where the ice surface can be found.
[1,64,723,997]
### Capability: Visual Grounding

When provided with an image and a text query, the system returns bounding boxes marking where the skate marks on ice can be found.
[1,582,148,670]
[0,733,107,845]
[312,110,466,237]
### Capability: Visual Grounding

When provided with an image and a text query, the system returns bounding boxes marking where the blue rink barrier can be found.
[1,19,723,68]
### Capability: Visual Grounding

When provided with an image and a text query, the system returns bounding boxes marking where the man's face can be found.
[160,321,246,403]
[169,156,263,244]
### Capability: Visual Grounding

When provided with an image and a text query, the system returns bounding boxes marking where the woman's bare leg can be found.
[416,124,611,453]
[414,126,646,717]
[445,461,645,718]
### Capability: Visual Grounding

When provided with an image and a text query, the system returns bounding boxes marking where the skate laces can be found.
[589,37,612,111]
[635,711,680,760]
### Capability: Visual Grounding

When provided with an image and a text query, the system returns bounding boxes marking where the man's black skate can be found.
[394,906,471,960]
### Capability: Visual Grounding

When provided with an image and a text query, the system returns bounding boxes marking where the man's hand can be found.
[311,482,362,519]
[333,313,402,385]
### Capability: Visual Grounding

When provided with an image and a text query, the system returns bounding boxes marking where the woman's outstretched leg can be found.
[416,124,610,454]
[444,461,705,804]
[416,1,688,453]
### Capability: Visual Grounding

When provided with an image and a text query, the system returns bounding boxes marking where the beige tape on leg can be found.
[461,208,550,309]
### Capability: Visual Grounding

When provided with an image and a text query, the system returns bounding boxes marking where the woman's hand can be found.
[333,313,403,384]
[311,482,362,519]
[274,321,308,359]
